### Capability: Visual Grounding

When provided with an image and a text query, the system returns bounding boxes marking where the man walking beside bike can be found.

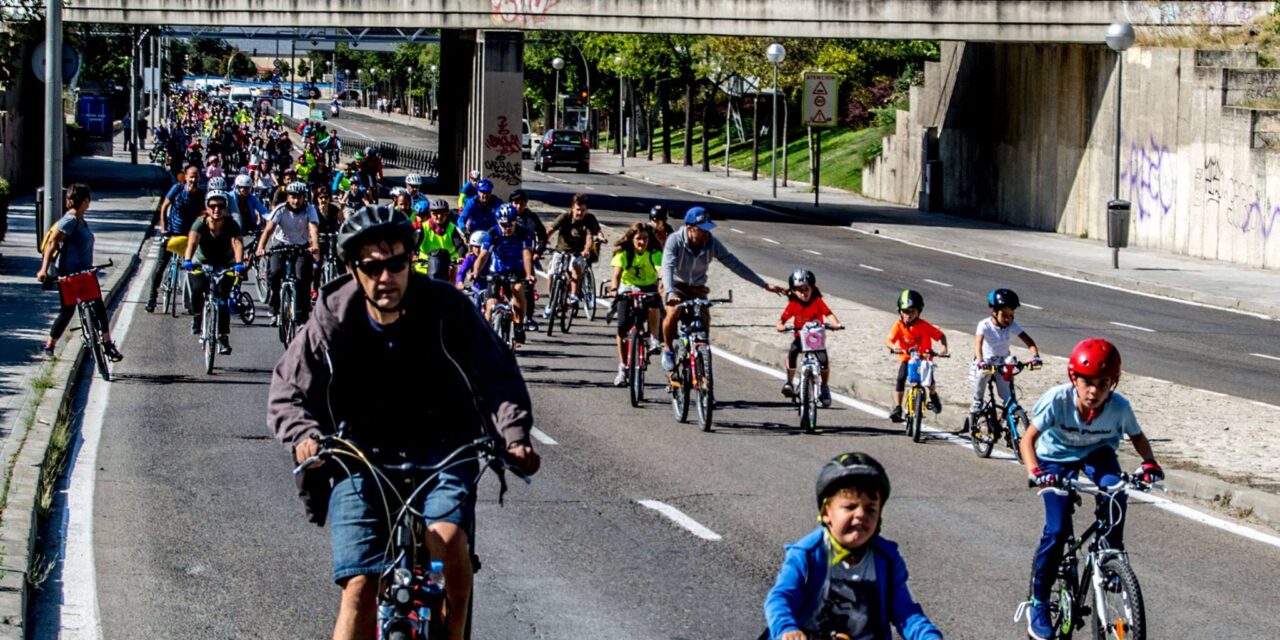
[257,181,320,325]
[269,205,540,640]
[659,206,785,371]
[1020,338,1163,640]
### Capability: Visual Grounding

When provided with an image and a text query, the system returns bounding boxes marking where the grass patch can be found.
[0,358,58,517]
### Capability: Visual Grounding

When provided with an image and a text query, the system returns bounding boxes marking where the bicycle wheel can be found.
[695,345,714,431]
[1011,407,1029,462]
[236,291,256,324]
[910,388,925,443]
[559,284,576,334]
[203,302,216,374]
[628,330,644,408]
[583,268,597,321]
[254,261,270,303]
[1092,556,1145,640]
[801,369,818,434]
[1046,566,1078,640]
[671,349,690,423]
[545,277,563,337]
[165,261,179,317]
[278,286,293,345]
[81,305,111,382]
[970,404,997,458]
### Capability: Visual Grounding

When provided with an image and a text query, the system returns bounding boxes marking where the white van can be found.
[229,87,253,105]
[522,119,533,159]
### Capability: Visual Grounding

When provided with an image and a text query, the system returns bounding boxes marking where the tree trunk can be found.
[646,85,655,161]
[700,82,712,172]
[751,94,760,181]
[628,80,639,158]
[659,81,673,164]
[683,80,694,166]
[782,95,789,186]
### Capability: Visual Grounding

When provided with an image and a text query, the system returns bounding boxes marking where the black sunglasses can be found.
[208,203,227,210]
[353,253,411,276]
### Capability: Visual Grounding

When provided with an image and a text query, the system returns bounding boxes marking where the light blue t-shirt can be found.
[1032,382,1141,462]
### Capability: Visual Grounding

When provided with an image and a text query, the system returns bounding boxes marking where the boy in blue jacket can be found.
[765,452,943,640]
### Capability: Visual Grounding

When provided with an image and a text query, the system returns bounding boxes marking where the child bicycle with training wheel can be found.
[885,290,948,424]
[1019,337,1163,640]
[776,269,842,408]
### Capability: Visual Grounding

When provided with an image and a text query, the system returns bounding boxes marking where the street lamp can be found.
[766,43,786,198]
[1105,21,1134,269]
[407,67,413,120]
[615,55,624,169]
[430,64,438,123]
[552,56,565,129]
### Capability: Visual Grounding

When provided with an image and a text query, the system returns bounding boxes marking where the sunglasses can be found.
[208,203,227,210]
[353,253,411,276]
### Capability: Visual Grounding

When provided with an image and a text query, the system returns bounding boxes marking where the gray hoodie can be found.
[660,226,769,294]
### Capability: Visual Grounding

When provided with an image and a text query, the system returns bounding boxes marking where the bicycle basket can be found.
[800,323,826,352]
[59,272,102,306]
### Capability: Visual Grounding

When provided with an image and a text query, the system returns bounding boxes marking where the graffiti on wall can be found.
[1124,1,1258,25]
[1195,156,1279,241]
[1120,134,1177,220]
[484,116,523,186]
[490,0,560,26]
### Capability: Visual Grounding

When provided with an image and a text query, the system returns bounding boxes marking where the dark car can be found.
[533,129,590,173]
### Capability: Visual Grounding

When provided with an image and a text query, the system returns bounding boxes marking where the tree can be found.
[297,59,310,81]
[228,51,257,79]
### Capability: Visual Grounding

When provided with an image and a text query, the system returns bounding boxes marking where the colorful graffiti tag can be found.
[1124,1,1259,25]
[490,0,560,26]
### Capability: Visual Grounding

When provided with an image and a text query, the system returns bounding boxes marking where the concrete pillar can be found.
[435,29,476,194]
[471,31,524,201]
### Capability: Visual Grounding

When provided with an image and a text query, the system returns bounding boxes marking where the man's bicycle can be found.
[318,231,343,286]
[293,428,529,640]
[610,289,661,407]
[889,348,949,443]
[670,292,732,432]
[544,250,580,337]
[191,264,236,374]
[268,245,310,346]
[58,261,114,382]
[1016,473,1159,640]
[968,356,1039,459]
[781,322,842,433]
[484,273,524,350]
[159,235,190,317]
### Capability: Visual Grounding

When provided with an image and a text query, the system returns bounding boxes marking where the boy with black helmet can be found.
[967,288,1041,432]
[885,289,949,422]
[764,452,943,640]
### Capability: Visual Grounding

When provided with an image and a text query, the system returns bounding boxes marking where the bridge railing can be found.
[279,110,439,178]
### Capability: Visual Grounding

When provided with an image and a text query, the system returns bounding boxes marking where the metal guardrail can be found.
[278,110,439,177]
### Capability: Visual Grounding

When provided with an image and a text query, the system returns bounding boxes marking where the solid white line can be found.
[1128,490,1280,550]
[730,228,745,234]
[607,192,619,198]
[637,500,723,541]
[663,183,740,204]
[530,427,559,445]
[1109,321,1156,333]
[1251,401,1279,410]
[840,226,1274,321]
[761,237,781,245]
[923,279,953,288]
[1199,389,1229,398]
[1251,352,1280,362]
[1022,303,1044,310]
[583,185,597,191]
[858,264,884,272]
[804,249,823,256]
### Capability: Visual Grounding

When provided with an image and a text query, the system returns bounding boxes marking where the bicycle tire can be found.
[254,264,270,303]
[82,305,111,382]
[545,277,563,337]
[236,291,256,324]
[1092,556,1145,640]
[279,285,293,345]
[628,331,644,407]
[203,302,216,374]
[165,261,179,317]
[910,388,925,443]
[671,351,690,423]
[181,273,192,314]
[801,369,818,433]
[584,268,597,321]
[1011,407,1029,462]
[970,404,997,458]
[695,345,714,431]
[560,283,577,334]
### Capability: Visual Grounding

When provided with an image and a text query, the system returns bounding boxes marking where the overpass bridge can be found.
[63,1,1271,44]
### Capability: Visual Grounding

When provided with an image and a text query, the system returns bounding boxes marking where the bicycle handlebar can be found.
[57,259,114,279]
[778,323,844,333]
[293,429,531,484]
[1029,472,1165,495]
[888,348,950,358]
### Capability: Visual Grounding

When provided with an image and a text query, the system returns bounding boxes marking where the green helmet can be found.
[897,289,924,311]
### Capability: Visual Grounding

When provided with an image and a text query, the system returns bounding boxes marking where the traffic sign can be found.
[804,72,837,128]
[31,42,81,84]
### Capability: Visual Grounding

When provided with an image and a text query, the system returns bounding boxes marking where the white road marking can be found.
[804,249,823,256]
[761,237,781,245]
[660,182,741,204]
[1109,321,1156,333]
[583,185,597,191]
[530,427,559,445]
[840,226,1274,321]
[607,192,619,198]
[1251,352,1280,363]
[1251,401,1280,410]
[923,279,953,288]
[858,264,883,272]
[1022,303,1044,310]
[636,500,723,541]
[730,228,745,234]
[1199,389,1229,398]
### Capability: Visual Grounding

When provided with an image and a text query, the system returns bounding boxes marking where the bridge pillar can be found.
[437,30,524,201]
[435,29,475,195]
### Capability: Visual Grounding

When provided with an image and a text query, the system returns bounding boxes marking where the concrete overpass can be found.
[63,1,1271,44]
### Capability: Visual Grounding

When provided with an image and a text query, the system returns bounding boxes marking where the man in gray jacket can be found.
[660,206,786,371]
[269,205,539,640]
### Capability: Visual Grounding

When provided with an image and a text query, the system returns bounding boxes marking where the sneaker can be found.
[41,341,56,356]
[218,337,232,355]
[928,393,942,414]
[567,294,580,304]
[781,382,796,398]
[103,341,124,362]
[513,323,526,345]
[889,406,904,423]
[661,349,676,372]
[820,386,832,408]
[525,318,540,332]
[269,313,279,327]
[541,306,552,319]
[145,301,156,313]
[191,317,202,335]
[613,363,627,387]
[1027,601,1053,640]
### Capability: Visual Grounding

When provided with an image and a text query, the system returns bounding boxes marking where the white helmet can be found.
[389,186,407,197]
[468,169,482,180]
[234,174,253,189]
[468,230,488,247]
[207,176,227,191]
[405,173,423,186]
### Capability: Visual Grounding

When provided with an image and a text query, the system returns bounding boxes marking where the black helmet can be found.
[649,204,668,221]
[337,205,416,262]
[897,289,924,311]
[987,288,1021,309]
[815,452,891,509]
[788,268,816,289]
[509,188,528,202]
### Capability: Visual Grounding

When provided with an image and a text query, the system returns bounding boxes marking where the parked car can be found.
[522,119,532,159]
[533,129,590,173]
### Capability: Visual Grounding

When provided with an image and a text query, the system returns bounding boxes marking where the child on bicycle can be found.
[968,288,1041,431]
[765,452,944,640]
[608,223,664,387]
[455,230,489,306]
[885,289,948,423]
[776,269,842,408]
[1020,337,1163,640]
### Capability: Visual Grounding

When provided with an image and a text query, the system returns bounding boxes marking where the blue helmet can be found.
[412,199,430,216]
[476,178,494,194]
[496,203,518,224]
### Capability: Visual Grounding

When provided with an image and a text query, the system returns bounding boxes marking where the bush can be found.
[0,176,10,197]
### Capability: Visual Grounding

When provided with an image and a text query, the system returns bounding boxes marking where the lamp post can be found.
[407,67,413,120]
[430,64,438,123]
[552,56,565,129]
[766,43,785,198]
[615,55,625,169]
[1105,21,1134,269]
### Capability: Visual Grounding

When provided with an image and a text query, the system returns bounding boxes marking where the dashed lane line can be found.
[636,500,723,541]
[730,228,745,234]
[859,264,884,272]
[804,249,823,256]
[923,279,953,288]
[1109,321,1157,333]
[1022,303,1044,310]
[530,427,559,445]
[762,237,781,245]
[1251,353,1280,363]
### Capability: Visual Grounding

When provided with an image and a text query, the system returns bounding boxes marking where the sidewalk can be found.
[0,139,164,635]
[597,150,1280,319]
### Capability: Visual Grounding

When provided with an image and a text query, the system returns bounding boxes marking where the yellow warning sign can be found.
[804,72,837,128]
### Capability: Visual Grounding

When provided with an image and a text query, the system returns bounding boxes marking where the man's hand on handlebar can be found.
[294,436,323,468]
[506,442,541,476]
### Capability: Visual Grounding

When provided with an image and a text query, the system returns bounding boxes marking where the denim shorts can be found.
[328,458,478,584]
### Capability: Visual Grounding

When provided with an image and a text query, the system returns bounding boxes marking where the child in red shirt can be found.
[885,289,949,422]
[776,270,843,406]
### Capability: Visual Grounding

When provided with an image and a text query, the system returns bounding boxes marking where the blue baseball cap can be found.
[683,206,716,230]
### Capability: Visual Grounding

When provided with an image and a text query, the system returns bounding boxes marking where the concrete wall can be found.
[864,43,1280,270]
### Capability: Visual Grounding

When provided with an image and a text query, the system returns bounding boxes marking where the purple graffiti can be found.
[1241,202,1280,240]
[1120,134,1177,220]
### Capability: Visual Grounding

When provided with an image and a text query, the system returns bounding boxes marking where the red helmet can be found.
[1067,338,1121,379]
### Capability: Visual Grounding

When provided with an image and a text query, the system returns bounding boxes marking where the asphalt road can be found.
[326,109,439,152]
[33,244,1280,639]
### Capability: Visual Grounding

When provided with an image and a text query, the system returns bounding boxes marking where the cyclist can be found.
[647,204,674,247]
[390,188,413,216]
[472,204,535,345]
[456,230,489,304]
[885,289,948,423]
[764,452,944,640]
[967,288,1042,432]
[1020,338,1162,640]
[508,189,548,258]
[147,165,206,312]
[542,193,600,317]
[607,223,663,387]
[403,172,427,207]
[776,269,843,407]
[256,181,320,325]
[271,168,299,207]
[331,161,360,195]
[659,206,785,371]
[359,146,383,201]
[458,168,482,209]
[181,190,245,354]
[229,173,269,235]
[341,182,369,213]
[412,198,466,281]
[269,203,538,640]
[457,178,504,235]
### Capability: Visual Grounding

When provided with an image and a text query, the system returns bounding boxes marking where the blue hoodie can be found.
[764,527,943,640]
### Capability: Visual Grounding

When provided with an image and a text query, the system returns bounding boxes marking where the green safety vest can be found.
[418,221,460,261]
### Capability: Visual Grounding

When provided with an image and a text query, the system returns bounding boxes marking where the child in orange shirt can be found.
[885,289,948,423]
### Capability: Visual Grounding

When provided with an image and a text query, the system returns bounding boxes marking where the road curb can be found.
[0,211,149,637]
